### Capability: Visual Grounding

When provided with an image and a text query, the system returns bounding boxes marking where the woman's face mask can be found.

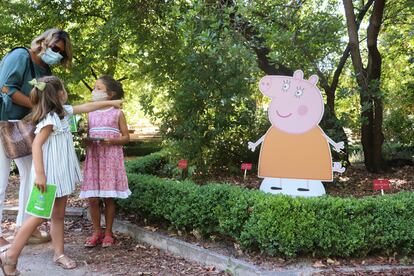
[41,48,64,65]
[91,90,108,101]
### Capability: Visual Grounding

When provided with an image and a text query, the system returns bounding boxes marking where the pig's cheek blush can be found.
[297,105,308,116]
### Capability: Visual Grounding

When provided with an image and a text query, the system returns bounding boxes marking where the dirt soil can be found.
[210,163,414,197]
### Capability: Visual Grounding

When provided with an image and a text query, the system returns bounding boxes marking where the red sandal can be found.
[102,233,115,248]
[84,233,103,248]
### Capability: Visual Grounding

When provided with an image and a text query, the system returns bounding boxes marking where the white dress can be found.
[29,105,81,197]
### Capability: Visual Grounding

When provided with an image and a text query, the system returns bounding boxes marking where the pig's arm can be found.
[324,134,345,153]
[248,134,266,152]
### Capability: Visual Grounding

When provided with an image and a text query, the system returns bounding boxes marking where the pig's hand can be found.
[325,134,345,153]
[248,141,257,152]
[334,141,345,153]
[248,135,265,152]
[332,162,346,173]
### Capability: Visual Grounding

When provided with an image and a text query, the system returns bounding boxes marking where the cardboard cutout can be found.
[248,70,345,197]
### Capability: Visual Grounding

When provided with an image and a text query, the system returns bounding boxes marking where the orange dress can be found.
[258,126,332,181]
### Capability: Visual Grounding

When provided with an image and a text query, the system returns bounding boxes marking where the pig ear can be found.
[308,75,319,85]
[293,70,304,80]
[259,76,274,97]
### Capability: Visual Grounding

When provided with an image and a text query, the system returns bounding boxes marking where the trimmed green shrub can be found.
[124,140,162,157]
[124,151,168,175]
[119,173,414,258]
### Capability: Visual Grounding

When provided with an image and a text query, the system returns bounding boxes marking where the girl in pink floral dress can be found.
[81,75,130,248]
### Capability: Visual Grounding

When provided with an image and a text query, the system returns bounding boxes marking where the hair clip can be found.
[28,79,46,91]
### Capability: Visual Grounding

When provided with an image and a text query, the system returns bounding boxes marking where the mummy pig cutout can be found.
[248,70,345,197]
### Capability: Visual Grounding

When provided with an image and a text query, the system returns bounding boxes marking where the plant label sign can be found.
[373,179,391,195]
[241,163,252,170]
[178,159,188,170]
[241,163,252,180]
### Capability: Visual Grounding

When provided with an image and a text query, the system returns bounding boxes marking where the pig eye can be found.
[295,87,304,98]
[282,80,290,92]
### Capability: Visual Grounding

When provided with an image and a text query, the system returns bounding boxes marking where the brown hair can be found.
[30,28,73,68]
[98,75,124,100]
[29,76,66,124]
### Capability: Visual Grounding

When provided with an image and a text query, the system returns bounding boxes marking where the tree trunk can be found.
[366,0,386,171]
[343,0,386,172]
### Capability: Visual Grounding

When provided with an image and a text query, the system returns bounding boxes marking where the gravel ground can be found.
[65,218,225,275]
[4,174,226,275]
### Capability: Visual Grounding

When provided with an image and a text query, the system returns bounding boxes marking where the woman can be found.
[0,28,73,247]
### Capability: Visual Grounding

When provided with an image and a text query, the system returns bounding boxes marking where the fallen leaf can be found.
[312,260,327,268]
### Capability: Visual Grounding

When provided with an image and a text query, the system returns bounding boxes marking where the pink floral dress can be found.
[80,107,131,199]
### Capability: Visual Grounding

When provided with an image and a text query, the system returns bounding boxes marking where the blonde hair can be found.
[30,28,73,68]
[29,76,66,124]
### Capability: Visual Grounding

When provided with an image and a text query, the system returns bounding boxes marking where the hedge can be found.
[124,151,167,175]
[118,173,414,258]
[124,140,162,157]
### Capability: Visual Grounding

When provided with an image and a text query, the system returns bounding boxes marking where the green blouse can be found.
[0,48,51,120]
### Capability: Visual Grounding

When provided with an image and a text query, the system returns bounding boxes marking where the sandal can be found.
[0,252,19,276]
[53,254,77,270]
[102,233,115,248]
[84,233,103,248]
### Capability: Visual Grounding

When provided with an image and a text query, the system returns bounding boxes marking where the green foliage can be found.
[119,173,414,258]
[138,2,267,175]
[124,151,168,176]
[1,0,413,172]
[381,2,414,145]
[241,0,345,72]
[124,140,162,157]
[383,109,414,145]
[124,149,198,179]
[336,0,414,145]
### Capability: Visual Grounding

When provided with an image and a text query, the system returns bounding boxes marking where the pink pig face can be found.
[259,70,324,134]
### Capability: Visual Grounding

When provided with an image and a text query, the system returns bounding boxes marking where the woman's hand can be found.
[35,173,47,193]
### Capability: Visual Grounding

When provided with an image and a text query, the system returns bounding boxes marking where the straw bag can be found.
[0,119,35,159]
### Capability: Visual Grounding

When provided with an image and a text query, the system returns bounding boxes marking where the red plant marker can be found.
[373,179,391,195]
[241,163,252,170]
[241,163,252,180]
[178,159,188,170]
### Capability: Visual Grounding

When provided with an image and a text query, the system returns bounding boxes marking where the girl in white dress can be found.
[0,76,122,275]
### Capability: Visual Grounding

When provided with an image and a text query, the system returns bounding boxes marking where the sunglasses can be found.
[50,45,66,58]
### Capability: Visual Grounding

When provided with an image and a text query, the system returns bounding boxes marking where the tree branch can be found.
[343,0,368,88]
[367,0,385,80]
[221,0,293,75]
[81,79,93,91]
[89,66,98,80]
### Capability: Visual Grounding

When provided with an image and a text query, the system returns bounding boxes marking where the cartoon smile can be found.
[276,110,292,118]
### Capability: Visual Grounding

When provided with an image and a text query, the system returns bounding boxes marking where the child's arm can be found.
[103,111,130,146]
[32,125,53,193]
[72,100,123,115]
